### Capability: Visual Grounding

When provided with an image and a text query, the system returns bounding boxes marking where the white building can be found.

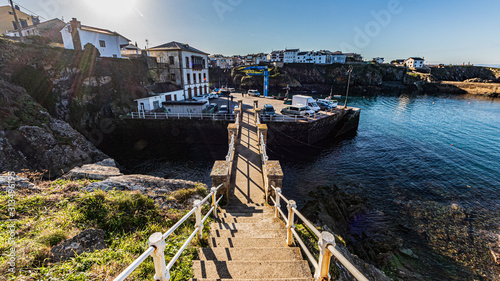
[373,57,384,64]
[270,50,284,62]
[283,49,299,63]
[147,41,210,100]
[121,43,141,58]
[60,18,129,58]
[297,51,331,64]
[209,54,233,69]
[404,57,424,68]
[135,90,185,112]
[331,51,347,64]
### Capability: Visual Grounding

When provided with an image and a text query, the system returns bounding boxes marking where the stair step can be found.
[211,222,284,231]
[198,247,303,261]
[210,228,285,238]
[221,205,273,214]
[210,237,286,248]
[217,215,282,224]
[192,260,312,279]
[191,277,314,281]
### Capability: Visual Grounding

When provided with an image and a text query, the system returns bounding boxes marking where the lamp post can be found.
[343,65,353,108]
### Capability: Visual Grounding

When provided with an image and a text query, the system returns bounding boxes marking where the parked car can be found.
[217,105,229,115]
[248,89,260,97]
[316,100,332,111]
[280,105,315,116]
[203,103,218,114]
[228,88,236,93]
[317,99,338,108]
[262,104,276,115]
[219,90,230,97]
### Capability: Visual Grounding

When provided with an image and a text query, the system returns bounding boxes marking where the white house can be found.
[283,49,299,63]
[404,57,424,68]
[270,50,284,62]
[147,41,210,100]
[135,90,184,112]
[209,54,233,69]
[60,18,129,58]
[121,43,141,58]
[373,57,384,64]
[331,51,347,64]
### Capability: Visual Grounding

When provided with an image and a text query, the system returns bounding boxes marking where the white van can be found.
[292,95,320,112]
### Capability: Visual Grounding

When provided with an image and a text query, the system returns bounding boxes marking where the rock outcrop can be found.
[0,78,107,177]
[84,174,201,193]
[63,158,122,180]
[50,229,106,262]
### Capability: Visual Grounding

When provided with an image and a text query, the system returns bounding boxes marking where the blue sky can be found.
[25,0,500,65]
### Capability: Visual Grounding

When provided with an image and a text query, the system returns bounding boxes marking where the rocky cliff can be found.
[0,77,107,177]
[210,63,500,96]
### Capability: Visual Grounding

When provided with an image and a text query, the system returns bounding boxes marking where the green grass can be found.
[0,179,209,280]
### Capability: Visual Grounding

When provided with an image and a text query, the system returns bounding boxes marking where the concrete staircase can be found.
[192,203,313,281]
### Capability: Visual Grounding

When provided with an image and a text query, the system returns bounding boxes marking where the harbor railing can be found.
[129,111,236,121]
[269,185,369,281]
[113,184,224,281]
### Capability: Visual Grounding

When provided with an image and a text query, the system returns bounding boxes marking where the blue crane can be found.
[243,66,269,97]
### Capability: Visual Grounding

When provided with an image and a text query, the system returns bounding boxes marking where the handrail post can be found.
[274,188,281,218]
[286,200,296,246]
[314,231,336,281]
[148,232,169,281]
[194,200,203,239]
[211,187,218,218]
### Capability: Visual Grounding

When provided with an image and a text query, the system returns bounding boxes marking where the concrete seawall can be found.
[264,108,360,146]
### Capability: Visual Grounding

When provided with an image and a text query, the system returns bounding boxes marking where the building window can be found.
[204,85,207,94]
[194,87,198,96]
[99,40,106,47]
[193,73,196,84]
[187,74,190,84]
[198,73,201,82]
[203,73,206,82]
[171,73,175,81]
[166,95,172,101]
[186,57,190,68]
[169,56,174,65]
[199,86,202,96]
[153,101,160,110]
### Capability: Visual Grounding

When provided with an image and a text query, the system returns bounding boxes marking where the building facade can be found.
[1,5,39,35]
[209,54,233,69]
[135,90,185,112]
[283,49,299,63]
[4,18,65,42]
[331,51,347,64]
[60,18,130,58]
[147,41,210,100]
[270,50,284,62]
[373,57,384,64]
[404,57,424,68]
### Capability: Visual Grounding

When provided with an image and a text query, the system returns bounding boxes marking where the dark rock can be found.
[50,229,106,262]
[0,174,34,189]
[63,158,122,180]
[84,174,201,193]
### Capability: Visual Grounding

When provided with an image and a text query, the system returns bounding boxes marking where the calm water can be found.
[272,94,500,279]
[278,94,500,209]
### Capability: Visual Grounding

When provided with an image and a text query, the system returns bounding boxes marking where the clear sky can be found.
[21,0,500,65]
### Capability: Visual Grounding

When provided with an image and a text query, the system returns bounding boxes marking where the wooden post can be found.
[274,188,281,218]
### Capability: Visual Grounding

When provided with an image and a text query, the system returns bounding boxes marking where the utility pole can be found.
[343,65,353,108]
[9,0,23,40]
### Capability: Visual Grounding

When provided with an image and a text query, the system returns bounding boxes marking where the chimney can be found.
[69,18,82,51]
[70,18,81,29]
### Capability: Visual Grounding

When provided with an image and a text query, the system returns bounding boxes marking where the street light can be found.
[343,65,353,108]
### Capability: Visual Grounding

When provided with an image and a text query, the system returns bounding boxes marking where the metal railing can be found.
[270,185,369,281]
[129,112,236,121]
[113,184,224,281]
[260,133,269,162]
[225,133,235,162]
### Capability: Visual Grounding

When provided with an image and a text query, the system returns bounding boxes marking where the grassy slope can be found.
[0,175,210,280]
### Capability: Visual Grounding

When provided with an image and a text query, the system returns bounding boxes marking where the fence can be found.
[269,185,369,281]
[113,184,223,281]
[129,111,236,121]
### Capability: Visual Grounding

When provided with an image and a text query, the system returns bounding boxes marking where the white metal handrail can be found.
[113,184,223,281]
[259,133,269,162]
[269,185,369,281]
[130,112,236,121]
[225,133,235,162]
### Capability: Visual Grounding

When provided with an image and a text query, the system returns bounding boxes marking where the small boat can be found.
[333,95,342,98]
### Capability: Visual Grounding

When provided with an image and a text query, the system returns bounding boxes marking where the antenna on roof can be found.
[145,39,149,49]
